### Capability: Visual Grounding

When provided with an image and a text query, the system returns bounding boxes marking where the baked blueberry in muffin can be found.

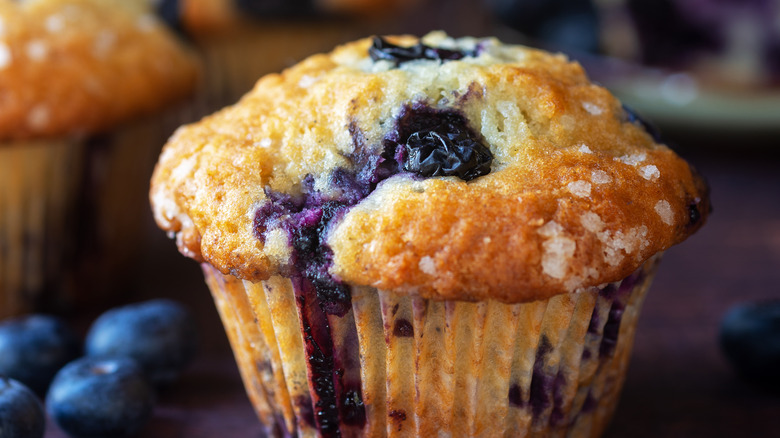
[151,32,709,437]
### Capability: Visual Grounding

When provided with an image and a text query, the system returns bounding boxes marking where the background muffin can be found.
[156,0,421,114]
[151,32,709,437]
[0,0,198,317]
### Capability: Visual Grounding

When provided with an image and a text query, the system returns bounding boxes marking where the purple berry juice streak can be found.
[293,277,342,437]
[599,269,643,359]
[508,384,523,407]
[529,336,554,418]
[327,311,366,429]
[549,371,569,427]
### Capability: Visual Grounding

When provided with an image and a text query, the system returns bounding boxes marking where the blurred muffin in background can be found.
[597,0,780,89]
[155,0,418,111]
[0,0,198,318]
[489,0,780,89]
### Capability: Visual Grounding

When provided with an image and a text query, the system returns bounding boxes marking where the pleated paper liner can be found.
[0,103,194,318]
[69,114,176,310]
[203,254,660,438]
[0,139,84,318]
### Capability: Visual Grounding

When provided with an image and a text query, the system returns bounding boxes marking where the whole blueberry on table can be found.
[0,377,45,438]
[0,314,81,393]
[85,299,197,385]
[720,299,780,390]
[46,357,155,438]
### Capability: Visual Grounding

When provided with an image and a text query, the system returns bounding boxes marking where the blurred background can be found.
[4,0,778,436]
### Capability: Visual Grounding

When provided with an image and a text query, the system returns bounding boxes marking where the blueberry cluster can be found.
[0,299,197,438]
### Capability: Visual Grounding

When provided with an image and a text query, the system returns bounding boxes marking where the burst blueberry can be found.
[46,357,155,438]
[0,377,45,438]
[0,314,81,394]
[392,105,493,181]
[85,299,197,385]
[720,299,780,390]
[404,128,493,181]
[369,36,477,66]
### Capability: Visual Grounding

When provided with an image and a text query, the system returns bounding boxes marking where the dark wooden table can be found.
[42,134,780,438]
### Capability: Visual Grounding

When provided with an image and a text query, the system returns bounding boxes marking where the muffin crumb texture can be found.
[151,32,710,303]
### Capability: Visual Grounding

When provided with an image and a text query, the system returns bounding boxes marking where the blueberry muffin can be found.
[151,32,709,437]
[0,0,198,317]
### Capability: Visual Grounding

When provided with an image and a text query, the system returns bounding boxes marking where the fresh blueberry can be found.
[0,377,45,438]
[85,299,197,385]
[0,315,81,394]
[46,357,155,438]
[720,300,780,390]
[369,36,478,67]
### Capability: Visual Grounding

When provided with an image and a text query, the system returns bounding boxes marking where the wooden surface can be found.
[42,137,780,438]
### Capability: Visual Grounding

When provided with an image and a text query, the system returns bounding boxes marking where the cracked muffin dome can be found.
[151,31,709,304]
[0,0,198,140]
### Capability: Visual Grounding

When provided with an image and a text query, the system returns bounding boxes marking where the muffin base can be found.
[0,107,187,318]
[203,255,659,438]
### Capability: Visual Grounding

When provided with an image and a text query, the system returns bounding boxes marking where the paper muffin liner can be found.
[0,139,84,318]
[70,115,177,307]
[203,254,660,438]
[0,106,191,318]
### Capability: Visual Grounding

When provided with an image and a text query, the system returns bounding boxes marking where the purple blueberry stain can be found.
[598,271,642,359]
[339,388,366,426]
[581,348,592,361]
[549,370,568,426]
[293,286,341,437]
[508,383,523,407]
[388,409,407,432]
[369,36,479,67]
[599,303,624,359]
[393,319,414,338]
[580,390,597,413]
[586,301,602,335]
[294,395,316,428]
[529,336,553,418]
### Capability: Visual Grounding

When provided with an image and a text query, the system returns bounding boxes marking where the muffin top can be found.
[0,0,198,140]
[151,32,710,304]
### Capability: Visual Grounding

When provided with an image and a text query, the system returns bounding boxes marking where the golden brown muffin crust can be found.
[0,0,198,140]
[151,33,709,303]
